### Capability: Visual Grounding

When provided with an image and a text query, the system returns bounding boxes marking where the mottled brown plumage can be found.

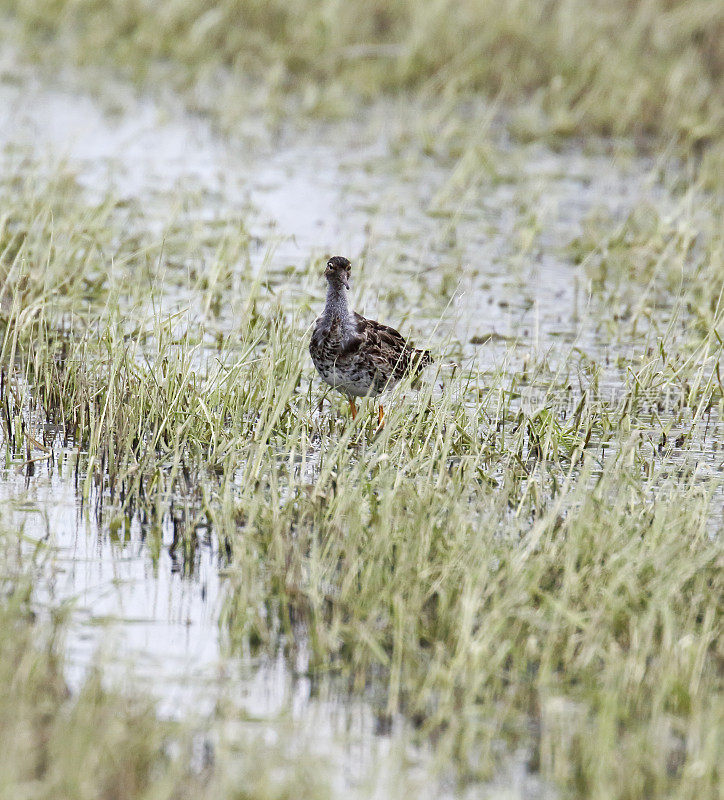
[310,256,432,420]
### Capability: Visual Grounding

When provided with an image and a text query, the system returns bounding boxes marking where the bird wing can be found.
[353,312,432,381]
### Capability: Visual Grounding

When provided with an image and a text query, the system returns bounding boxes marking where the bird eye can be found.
[327,261,333,268]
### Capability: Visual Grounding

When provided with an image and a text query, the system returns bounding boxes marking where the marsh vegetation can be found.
[0,2,722,797]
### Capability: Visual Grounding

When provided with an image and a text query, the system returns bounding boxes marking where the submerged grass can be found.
[0,532,334,799]
[1,163,722,796]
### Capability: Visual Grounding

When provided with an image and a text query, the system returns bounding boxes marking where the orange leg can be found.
[377,405,385,427]
[349,399,357,420]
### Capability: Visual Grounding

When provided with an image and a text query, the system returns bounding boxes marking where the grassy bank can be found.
[1,158,722,796]
[2,0,722,184]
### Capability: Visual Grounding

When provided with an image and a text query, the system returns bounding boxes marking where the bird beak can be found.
[342,275,350,290]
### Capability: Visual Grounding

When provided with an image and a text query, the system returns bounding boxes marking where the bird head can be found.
[324,256,351,290]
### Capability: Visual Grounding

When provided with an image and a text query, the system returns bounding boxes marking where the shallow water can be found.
[0,46,684,373]
[0,46,719,796]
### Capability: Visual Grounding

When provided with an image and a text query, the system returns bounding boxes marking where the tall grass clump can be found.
[228,459,721,793]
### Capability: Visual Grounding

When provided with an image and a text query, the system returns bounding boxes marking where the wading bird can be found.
[310,256,432,425]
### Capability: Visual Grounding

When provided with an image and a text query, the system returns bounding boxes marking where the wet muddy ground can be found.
[0,45,720,797]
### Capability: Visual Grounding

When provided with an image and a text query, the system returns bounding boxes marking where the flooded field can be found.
[0,17,721,800]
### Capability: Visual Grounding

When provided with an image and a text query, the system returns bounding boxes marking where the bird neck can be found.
[323,281,351,323]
